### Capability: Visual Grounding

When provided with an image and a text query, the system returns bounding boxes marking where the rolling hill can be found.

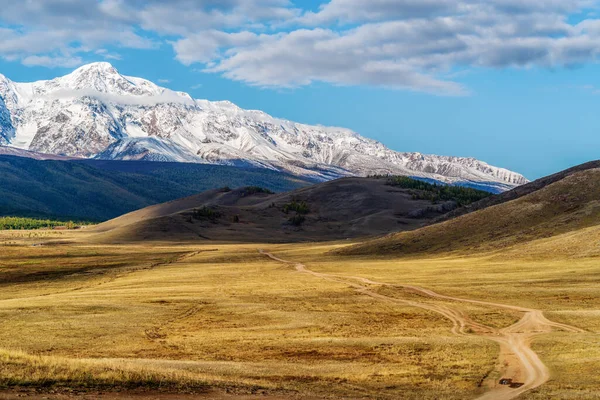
[341,162,600,256]
[91,176,491,243]
[0,155,312,221]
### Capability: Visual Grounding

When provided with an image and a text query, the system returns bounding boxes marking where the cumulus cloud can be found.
[2,0,600,94]
[95,49,123,61]
[21,55,83,68]
[173,30,262,65]
[101,0,300,35]
[0,0,154,67]
[170,0,600,95]
[299,0,594,25]
[197,28,467,95]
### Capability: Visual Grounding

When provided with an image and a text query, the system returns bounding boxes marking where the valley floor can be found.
[0,230,599,399]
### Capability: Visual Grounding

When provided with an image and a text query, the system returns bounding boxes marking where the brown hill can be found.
[341,165,600,256]
[91,177,468,243]
[438,160,600,222]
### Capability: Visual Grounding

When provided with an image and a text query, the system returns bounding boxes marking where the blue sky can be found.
[1,0,600,179]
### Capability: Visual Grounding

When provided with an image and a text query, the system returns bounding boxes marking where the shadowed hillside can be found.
[0,155,312,221]
[92,176,489,243]
[341,165,600,256]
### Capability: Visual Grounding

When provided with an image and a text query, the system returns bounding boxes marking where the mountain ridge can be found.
[0,62,528,191]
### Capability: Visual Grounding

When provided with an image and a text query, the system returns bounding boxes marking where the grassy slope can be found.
[0,156,311,221]
[342,168,600,256]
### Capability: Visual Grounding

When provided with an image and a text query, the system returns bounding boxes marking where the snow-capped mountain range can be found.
[0,62,528,191]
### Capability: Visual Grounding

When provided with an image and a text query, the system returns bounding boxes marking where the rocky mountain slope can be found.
[0,62,528,191]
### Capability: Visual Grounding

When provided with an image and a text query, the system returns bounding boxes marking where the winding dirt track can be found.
[259,250,584,400]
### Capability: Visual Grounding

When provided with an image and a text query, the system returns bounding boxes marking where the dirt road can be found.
[259,250,583,400]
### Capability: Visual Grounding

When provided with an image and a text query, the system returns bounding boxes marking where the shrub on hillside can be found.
[380,175,491,206]
[288,214,306,226]
[192,207,222,222]
[282,200,310,215]
[242,186,275,196]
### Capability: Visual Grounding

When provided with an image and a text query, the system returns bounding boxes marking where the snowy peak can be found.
[0,64,529,191]
[73,61,118,74]
[33,62,162,98]
[62,62,128,92]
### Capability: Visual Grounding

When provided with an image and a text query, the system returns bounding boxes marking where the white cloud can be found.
[21,55,83,68]
[0,0,155,67]
[173,30,262,65]
[2,0,600,94]
[172,1,600,94]
[102,0,300,35]
[197,28,467,95]
[95,49,122,61]
[298,0,594,25]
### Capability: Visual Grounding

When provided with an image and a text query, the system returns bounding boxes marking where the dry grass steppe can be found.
[0,225,599,399]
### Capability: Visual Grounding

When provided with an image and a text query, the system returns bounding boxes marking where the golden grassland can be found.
[0,229,599,399]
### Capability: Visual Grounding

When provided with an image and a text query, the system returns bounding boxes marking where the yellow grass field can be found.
[0,229,599,399]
